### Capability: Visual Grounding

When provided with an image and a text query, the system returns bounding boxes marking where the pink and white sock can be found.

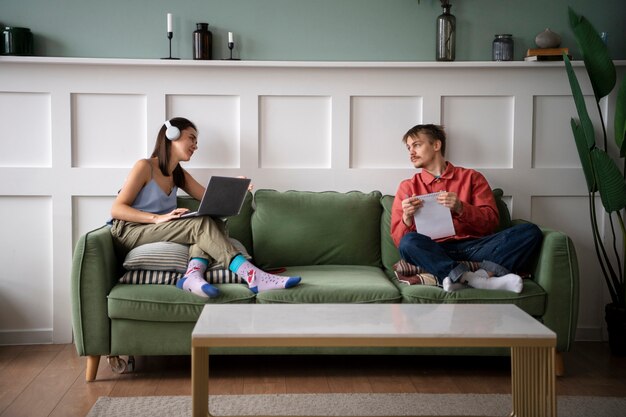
[176,258,219,298]
[229,254,301,293]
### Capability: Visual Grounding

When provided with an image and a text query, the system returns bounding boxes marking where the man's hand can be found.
[401,195,423,227]
[437,191,463,215]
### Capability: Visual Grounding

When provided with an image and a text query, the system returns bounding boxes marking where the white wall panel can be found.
[0,57,623,345]
[531,196,605,341]
[533,95,604,168]
[259,96,331,168]
[166,95,241,169]
[443,96,514,169]
[72,196,116,248]
[71,93,147,167]
[0,92,51,167]
[350,96,422,168]
[0,196,52,344]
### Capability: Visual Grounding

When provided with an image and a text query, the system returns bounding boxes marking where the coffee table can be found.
[191,304,556,417]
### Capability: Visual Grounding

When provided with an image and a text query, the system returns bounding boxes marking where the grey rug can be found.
[86,393,626,417]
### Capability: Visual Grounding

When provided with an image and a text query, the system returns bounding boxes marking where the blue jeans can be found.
[398,223,543,284]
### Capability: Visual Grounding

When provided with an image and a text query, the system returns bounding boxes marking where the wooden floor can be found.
[1,342,625,417]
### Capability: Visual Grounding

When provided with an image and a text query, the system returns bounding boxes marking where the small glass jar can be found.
[492,34,514,61]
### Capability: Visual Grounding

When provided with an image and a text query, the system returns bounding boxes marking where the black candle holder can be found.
[162,32,180,60]
[227,41,240,60]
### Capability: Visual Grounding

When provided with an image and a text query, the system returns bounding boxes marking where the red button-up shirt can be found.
[391,162,499,246]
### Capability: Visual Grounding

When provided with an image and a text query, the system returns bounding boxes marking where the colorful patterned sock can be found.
[176,257,219,298]
[229,254,301,293]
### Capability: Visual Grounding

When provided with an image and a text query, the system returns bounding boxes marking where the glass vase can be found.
[436,4,456,61]
[492,34,514,61]
[193,23,212,60]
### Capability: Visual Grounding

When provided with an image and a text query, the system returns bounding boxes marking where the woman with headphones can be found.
[110,117,300,298]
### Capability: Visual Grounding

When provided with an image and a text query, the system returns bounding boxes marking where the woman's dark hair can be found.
[402,124,447,157]
[151,117,197,188]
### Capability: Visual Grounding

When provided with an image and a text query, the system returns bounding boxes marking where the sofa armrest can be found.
[526,223,580,352]
[71,225,120,357]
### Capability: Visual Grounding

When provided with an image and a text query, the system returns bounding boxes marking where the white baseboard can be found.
[0,329,53,346]
[575,326,605,342]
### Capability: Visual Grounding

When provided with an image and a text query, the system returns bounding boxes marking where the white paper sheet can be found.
[412,192,456,240]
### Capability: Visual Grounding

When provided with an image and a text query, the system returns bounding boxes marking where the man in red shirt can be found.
[391,124,542,292]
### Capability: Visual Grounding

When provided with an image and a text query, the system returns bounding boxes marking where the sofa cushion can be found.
[492,188,512,232]
[252,190,383,269]
[107,284,255,322]
[224,191,255,257]
[399,279,546,317]
[380,195,401,279]
[255,265,402,304]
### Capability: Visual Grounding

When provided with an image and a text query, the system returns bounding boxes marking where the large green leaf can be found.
[564,54,596,150]
[571,119,597,192]
[615,77,626,157]
[568,7,616,101]
[591,148,626,213]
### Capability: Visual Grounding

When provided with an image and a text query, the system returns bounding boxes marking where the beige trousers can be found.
[110,216,239,267]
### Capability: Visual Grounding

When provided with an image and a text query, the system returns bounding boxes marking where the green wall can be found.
[2,0,624,61]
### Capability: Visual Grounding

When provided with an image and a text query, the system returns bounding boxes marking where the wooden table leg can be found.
[192,346,209,417]
[555,351,564,377]
[510,346,556,417]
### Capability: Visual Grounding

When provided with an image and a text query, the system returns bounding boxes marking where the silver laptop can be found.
[179,176,251,218]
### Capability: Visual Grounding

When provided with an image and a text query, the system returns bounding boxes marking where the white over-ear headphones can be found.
[164,120,181,141]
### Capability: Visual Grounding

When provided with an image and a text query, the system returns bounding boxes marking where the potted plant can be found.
[563,8,626,354]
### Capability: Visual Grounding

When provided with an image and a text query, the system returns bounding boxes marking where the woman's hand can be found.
[401,195,423,227]
[237,175,254,191]
[154,208,190,224]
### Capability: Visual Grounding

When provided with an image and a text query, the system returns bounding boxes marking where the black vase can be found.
[193,23,212,60]
[605,303,626,356]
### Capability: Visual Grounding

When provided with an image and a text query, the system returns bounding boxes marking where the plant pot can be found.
[605,303,626,356]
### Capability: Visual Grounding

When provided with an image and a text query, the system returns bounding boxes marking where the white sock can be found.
[473,269,490,278]
[442,277,465,292]
[463,271,523,293]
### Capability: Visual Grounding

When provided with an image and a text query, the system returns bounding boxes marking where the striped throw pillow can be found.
[123,242,189,273]
[119,266,244,285]
[119,238,251,285]
[392,259,481,286]
[122,239,251,273]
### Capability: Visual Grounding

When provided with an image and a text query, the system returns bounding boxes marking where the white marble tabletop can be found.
[192,304,555,345]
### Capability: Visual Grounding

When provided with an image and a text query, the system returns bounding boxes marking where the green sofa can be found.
[71,189,579,381]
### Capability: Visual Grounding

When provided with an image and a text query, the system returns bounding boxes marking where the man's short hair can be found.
[402,124,446,157]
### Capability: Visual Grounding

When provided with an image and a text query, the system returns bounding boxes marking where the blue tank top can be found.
[131,179,178,215]
[108,161,178,225]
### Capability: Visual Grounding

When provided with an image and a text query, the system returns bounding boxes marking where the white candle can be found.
[167,13,173,33]
[228,32,234,43]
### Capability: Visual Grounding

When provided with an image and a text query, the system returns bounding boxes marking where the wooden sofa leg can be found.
[86,355,100,382]
[555,352,564,377]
